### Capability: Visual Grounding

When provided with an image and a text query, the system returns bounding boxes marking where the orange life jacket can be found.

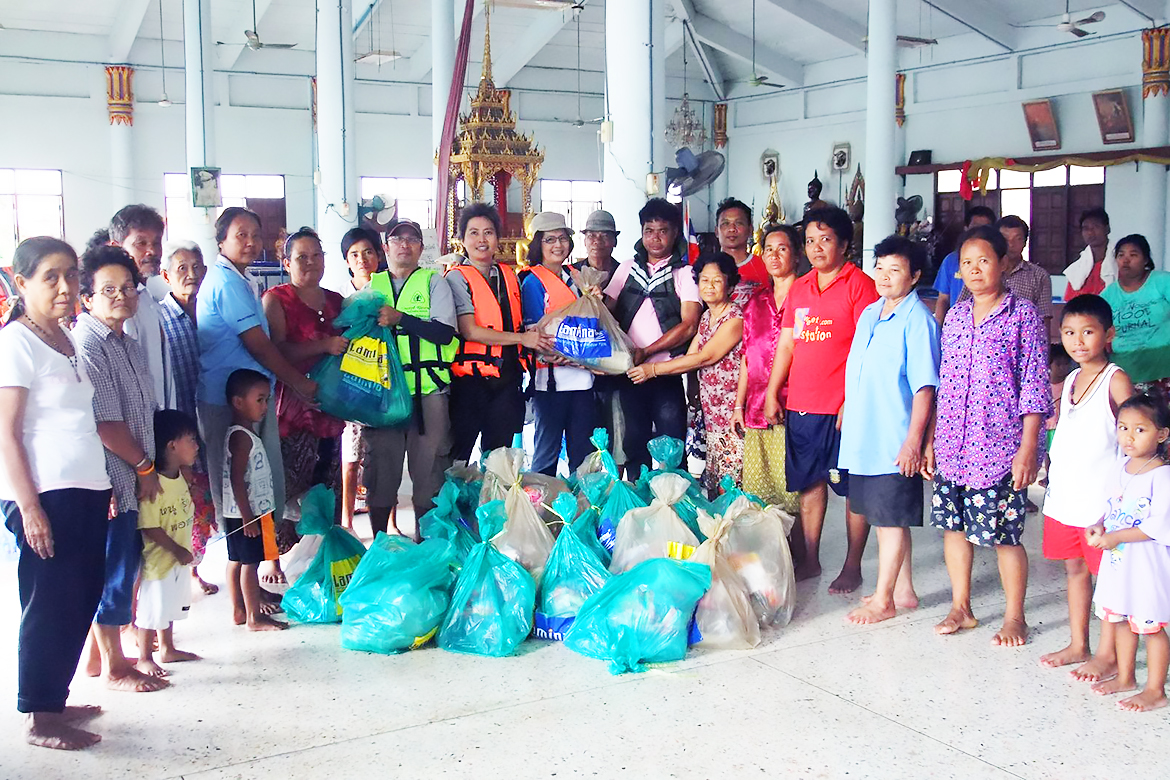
[525,264,577,372]
[446,262,527,379]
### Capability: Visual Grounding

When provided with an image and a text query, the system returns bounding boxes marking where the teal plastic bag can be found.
[635,436,703,497]
[418,482,479,568]
[281,486,367,623]
[563,558,712,674]
[576,427,619,483]
[577,470,614,508]
[552,492,611,567]
[444,462,484,525]
[534,507,610,641]
[438,540,536,657]
[309,289,412,428]
[597,479,646,553]
[339,535,455,654]
[708,474,766,517]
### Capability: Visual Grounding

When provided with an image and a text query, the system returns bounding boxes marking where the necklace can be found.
[1070,364,1108,408]
[23,316,81,382]
[1118,454,1162,499]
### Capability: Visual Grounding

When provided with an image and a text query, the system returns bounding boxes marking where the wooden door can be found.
[1065,184,1106,271]
[1029,187,1069,275]
[246,197,287,265]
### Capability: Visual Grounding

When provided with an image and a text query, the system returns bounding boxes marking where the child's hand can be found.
[175,548,194,566]
[1085,524,1106,549]
[1011,443,1039,491]
[242,517,260,538]
[895,440,922,477]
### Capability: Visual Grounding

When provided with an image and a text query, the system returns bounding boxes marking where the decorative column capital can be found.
[1143,27,1170,99]
[105,65,134,126]
[895,73,907,127]
[712,103,728,149]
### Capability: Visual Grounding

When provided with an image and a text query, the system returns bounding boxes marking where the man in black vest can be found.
[603,198,702,478]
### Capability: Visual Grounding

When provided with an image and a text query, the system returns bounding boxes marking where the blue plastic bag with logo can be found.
[563,557,711,674]
[339,534,455,654]
[281,486,367,623]
[418,481,479,568]
[437,537,536,657]
[534,501,610,641]
[533,269,635,374]
[309,289,412,428]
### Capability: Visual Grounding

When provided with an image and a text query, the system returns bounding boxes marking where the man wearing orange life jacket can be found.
[520,212,599,476]
[445,203,554,463]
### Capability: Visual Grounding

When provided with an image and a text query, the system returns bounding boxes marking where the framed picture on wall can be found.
[1092,89,1135,144]
[191,167,222,208]
[1022,99,1061,152]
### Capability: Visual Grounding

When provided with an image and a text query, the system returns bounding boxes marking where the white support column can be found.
[1143,92,1168,267]
[862,0,896,271]
[184,0,218,260]
[317,0,359,291]
[602,0,667,258]
[109,121,135,206]
[432,0,455,205]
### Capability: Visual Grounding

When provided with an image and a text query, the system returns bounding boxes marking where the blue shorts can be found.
[94,510,142,626]
[785,410,848,497]
[930,473,1026,547]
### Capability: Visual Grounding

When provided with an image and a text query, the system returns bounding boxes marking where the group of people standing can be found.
[4,191,1170,753]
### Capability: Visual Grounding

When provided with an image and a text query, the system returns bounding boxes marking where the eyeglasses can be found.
[388,235,423,246]
[95,284,139,300]
[542,235,572,245]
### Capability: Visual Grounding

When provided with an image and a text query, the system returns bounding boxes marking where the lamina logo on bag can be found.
[533,613,575,641]
[555,316,611,359]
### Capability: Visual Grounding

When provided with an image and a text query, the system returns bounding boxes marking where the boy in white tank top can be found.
[1041,295,1133,675]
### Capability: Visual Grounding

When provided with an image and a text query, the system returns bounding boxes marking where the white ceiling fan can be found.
[1016,1,1105,38]
[218,0,296,50]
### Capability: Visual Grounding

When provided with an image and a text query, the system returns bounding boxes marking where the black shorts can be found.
[223,517,268,564]
[784,410,848,496]
[849,473,924,527]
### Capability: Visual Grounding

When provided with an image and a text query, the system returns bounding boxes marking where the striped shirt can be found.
[159,293,199,420]
[74,312,158,513]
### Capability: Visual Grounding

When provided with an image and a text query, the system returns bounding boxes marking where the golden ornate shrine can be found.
[445,3,544,262]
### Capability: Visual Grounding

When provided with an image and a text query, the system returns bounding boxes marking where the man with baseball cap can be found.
[362,218,458,539]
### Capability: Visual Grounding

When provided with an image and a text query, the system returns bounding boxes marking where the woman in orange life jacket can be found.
[520,212,600,476]
[445,203,554,463]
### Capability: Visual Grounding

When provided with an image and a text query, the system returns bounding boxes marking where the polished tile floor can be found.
[2,488,1167,780]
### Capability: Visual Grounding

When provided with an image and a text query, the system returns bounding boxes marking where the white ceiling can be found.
[0,0,1159,101]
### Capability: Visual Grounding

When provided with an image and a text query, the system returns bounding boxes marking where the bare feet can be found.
[847,599,896,625]
[259,561,287,585]
[1039,644,1091,668]
[1092,676,1138,696]
[1071,657,1118,683]
[192,571,219,595]
[828,567,863,595]
[158,648,201,663]
[794,563,822,582]
[258,599,283,616]
[232,607,247,626]
[24,714,101,751]
[1118,689,1168,712]
[60,705,102,723]
[935,607,979,635]
[104,668,170,692]
[247,614,288,631]
[861,592,919,610]
[84,643,101,678]
[992,618,1029,647]
[133,659,169,678]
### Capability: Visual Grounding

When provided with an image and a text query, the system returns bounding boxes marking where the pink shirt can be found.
[742,285,787,429]
[604,257,701,364]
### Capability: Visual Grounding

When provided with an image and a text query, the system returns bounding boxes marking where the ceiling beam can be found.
[493,7,578,87]
[218,0,278,70]
[690,13,804,87]
[758,0,866,52]
[668,0,727,100]
[107,0,152,62]
[922,0,1016,50]
[1117,0,1167,23]
[407,0,485,82]
[353,0,384,39]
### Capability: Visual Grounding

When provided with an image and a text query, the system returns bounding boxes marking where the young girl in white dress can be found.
[1087,392,1170,712]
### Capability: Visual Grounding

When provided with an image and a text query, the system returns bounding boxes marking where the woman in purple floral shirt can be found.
[924,224,1050,648]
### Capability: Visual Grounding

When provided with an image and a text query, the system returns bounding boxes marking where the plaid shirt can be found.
[75,312,158,513]
[159,293,200,419]
[958,259,1053,322]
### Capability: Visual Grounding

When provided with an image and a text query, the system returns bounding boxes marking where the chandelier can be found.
[666,30,707,149]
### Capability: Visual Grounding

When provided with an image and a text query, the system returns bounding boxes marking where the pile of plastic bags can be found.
[282,485,367,623]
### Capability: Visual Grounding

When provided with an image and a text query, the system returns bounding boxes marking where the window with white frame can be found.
[539,180,602,234]
[360,177,434,228]
[163,173,285,241]
[0,169,65,265]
